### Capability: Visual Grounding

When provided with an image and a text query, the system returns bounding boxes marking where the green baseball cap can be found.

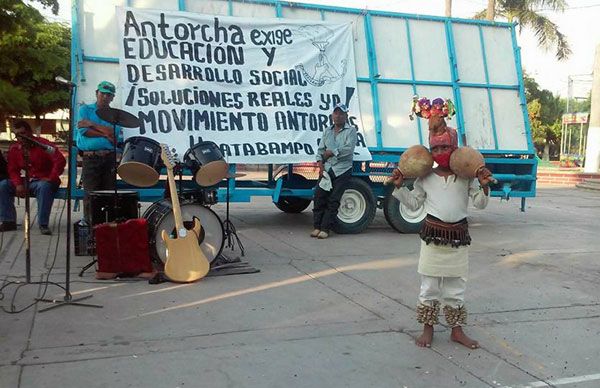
[97,81,116,95]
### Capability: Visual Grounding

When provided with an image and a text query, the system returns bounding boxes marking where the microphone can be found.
[16,133,56,154]
[55,76,75,87]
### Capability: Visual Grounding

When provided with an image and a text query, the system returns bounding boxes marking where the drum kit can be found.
[81,107,236,276]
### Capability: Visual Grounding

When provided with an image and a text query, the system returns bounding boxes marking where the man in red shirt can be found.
[0,121,66,235]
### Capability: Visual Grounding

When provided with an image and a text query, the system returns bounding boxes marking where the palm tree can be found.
[487,0,495,20]
[476,0,571,60]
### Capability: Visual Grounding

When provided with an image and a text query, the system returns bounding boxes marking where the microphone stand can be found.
[23,146,32,283]
[16,133,55,153]
[19,135,58,283]
[38,79,102,312]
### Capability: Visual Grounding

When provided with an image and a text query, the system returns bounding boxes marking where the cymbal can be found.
[97,107,140,128]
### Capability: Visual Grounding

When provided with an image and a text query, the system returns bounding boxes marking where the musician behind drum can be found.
[76,81,123,222]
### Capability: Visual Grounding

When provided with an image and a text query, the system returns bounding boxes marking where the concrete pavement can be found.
[1,187,599,388]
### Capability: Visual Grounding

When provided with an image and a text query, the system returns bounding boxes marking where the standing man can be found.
[311,103,357,239]
[0,121,66,235]
[76,81,122,222]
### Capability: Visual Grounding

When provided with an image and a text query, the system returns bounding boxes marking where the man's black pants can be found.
[312,169,352,232]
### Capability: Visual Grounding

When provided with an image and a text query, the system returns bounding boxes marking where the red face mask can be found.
[432,151,452,168]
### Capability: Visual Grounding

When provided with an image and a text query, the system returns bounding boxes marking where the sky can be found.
[39,0,600,98]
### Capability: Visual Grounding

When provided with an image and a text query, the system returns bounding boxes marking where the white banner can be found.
[116,7,371,164]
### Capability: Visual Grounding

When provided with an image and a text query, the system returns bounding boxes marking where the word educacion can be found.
[123,12,245,65]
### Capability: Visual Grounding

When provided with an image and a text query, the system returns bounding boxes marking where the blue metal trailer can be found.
[64,0,536,234]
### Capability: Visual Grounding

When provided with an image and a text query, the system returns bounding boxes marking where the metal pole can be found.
[579,122,584,156]
[566,76,572,114]
[24,147,31,283]
[560,122,565,157]
[584,44,600,173]
[568,125,572,156]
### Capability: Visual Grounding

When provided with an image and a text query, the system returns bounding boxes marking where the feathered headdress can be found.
[410,95,455,120]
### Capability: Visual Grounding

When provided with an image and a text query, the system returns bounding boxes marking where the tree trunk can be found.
[0,115,7,133]
[486,0,495,20]
[543,143,550,161]
[445,0,452,17]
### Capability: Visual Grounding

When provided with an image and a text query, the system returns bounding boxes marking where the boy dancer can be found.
[390,114,493,349]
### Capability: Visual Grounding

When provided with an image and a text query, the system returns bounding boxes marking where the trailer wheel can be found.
[383,183,426,233]
[274,173,313,213]
[275,197,312,213]
[333,178,376,234]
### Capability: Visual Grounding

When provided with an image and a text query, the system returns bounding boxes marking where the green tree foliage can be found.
[559,92,592,114]
[475,0,571,60]
[0,0,58,34]
[524,74,562,160]
[524,74,562,124]
[0,1,69,126]
[528,98,561,159]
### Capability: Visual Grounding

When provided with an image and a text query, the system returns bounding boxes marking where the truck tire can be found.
[383,183,426,233]
[333,178,376,234]
[274,173,313,213]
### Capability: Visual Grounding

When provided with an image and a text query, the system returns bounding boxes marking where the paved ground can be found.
[1,187,599,388]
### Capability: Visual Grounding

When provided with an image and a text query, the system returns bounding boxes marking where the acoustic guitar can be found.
[160,144,210,282]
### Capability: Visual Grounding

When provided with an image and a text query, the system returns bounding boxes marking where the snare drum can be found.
[183,141,228,187]
[118,136,163,187]
[87,190,139,225]
[143,199,224,264]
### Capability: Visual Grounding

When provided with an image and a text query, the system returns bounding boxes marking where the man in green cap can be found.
[76,80,123,222]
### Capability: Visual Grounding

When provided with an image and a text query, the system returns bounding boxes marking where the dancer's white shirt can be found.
[392,172,489,223]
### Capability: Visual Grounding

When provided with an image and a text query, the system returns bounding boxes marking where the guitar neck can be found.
[166,166,184,231]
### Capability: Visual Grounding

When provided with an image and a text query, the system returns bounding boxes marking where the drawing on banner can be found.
[295,25,347,87]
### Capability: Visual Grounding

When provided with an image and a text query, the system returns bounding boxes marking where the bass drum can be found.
[143,199,224,264]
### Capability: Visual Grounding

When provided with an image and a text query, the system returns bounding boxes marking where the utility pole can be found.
[566,76,572,114]
[584,43,600,173]
[562,76,573,157]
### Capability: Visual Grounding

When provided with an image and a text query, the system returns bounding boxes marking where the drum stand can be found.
[78,257,96,277]
[222,177,245,256]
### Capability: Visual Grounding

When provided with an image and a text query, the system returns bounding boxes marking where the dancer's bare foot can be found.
[415,324,434,348]
[450,326,479,349]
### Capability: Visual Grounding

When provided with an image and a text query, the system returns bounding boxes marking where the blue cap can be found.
[333,103,349,113]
